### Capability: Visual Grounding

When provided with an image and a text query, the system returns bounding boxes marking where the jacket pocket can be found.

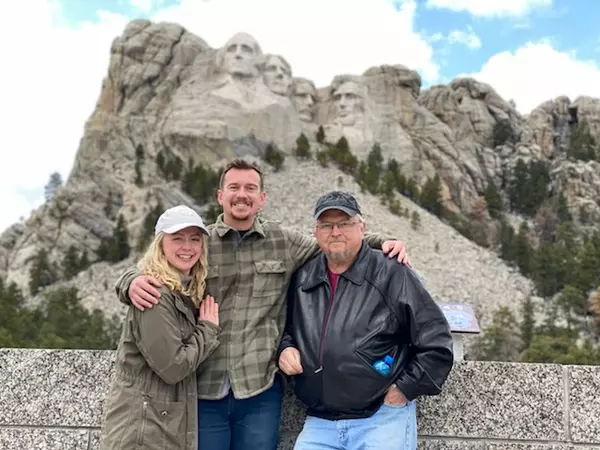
[135,397,186,450]
[293,370,324,410]
[253,260,286,297]
[322,351,391,412]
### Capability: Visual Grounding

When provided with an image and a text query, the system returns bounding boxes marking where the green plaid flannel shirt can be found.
[115,214,389,400]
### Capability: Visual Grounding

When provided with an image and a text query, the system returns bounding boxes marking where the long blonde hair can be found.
[137,233,208,306]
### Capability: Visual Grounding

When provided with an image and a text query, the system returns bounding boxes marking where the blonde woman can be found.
[99,205,220,450]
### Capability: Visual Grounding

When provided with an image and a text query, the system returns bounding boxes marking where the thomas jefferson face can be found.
[263,55,292,96]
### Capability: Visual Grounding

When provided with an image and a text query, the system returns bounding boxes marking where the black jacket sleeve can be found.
[394,268,454,401]
[276,275,298,366]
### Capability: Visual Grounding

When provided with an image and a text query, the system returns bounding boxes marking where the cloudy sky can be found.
[1,0,599,233]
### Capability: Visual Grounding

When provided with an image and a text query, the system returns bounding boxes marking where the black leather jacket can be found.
[278,242,454,420]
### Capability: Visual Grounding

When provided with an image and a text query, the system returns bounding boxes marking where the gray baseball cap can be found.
[314,191,362,219]
[155,205,209,236]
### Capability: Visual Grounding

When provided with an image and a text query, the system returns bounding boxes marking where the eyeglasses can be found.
[315,220,359,233]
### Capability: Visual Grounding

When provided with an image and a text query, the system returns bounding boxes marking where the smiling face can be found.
[217,167,266,229]
[314,209,365,263]
[161,226,204,276]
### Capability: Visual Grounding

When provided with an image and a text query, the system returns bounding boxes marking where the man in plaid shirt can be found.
[115,159,410,450]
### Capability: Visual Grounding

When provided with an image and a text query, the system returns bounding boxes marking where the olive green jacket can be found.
[99,285,220,450]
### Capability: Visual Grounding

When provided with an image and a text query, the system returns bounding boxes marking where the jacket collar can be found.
[213,214,266,239]
[302,241,371,291]
[173,295,197,326]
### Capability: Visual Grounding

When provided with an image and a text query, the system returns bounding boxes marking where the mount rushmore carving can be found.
[161,31,421,165]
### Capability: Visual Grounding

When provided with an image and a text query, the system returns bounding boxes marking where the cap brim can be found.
[314,206,360,219]
[160,223,209,235]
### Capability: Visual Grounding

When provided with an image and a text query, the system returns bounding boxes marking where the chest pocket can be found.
[253,260,286,297]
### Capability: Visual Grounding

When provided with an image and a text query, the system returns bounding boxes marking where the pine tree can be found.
[62,245,82,280]
[419,174,443,217]
[315,126,325,144]
[568,120,597,162]
[532,242,568,297]
[156,151,166,174]
[204,203,221,225]
[520,297,535,350]
[316,150,328,167]
[294,133,311,159]
[555,191,571,222]
[484,180,503,218]
[508,159,550,216]
[182,164,220,205]
[475,307,522,361]
[79,250,89,270]
[134,144,145,187]
[164,155,183,181]
[104,192,113,218]
[405,178,420,200]
[44,172,63,201]
[264,144,285,172]
[29,249,57,295]
[410,211,421,230]
[137,202,164,251]
[499,221,516,262]
[492,120,515,147]
[513,222,533,275]
[100,215,131,263]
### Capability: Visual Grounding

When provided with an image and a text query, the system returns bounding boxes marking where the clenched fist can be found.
[278,347,303,375]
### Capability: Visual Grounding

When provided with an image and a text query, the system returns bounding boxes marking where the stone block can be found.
[418,440,578,450]
[88,431,101,450]
[417,361,565,441]
[0,428,90,449]
[568,365,600,444]
[0,349,114,427]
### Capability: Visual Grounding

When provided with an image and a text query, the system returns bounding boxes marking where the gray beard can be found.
[325,249,352,263]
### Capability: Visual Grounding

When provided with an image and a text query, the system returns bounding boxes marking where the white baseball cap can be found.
[154,205,209,236]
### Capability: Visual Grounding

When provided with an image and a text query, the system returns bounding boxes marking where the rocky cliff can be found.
[1,19,598,342]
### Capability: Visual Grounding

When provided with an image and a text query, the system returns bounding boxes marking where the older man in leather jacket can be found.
[277,191,454,450]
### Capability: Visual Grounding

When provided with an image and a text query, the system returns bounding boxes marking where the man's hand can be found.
[384,384,409,406]
[382,240,412,266]
[129,275,162,311]
[278,347,304,375]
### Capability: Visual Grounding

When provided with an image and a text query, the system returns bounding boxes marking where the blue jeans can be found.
[197,376,283,450]
[293,401,417,450]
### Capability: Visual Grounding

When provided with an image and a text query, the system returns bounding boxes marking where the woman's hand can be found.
[199,295,219,327]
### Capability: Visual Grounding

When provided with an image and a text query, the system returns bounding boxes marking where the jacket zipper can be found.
[136,400,148,446]
[315,285,335,373]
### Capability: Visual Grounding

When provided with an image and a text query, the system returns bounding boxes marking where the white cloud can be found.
[130,0,155,13]
[0,0,439,233]
[152,0,438,87]
[0,1,129,233]
[465,42,600,113]
[426,0,552,17]
[447,26,482,49]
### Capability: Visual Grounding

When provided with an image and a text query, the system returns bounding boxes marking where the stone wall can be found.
[1,349,599,449]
